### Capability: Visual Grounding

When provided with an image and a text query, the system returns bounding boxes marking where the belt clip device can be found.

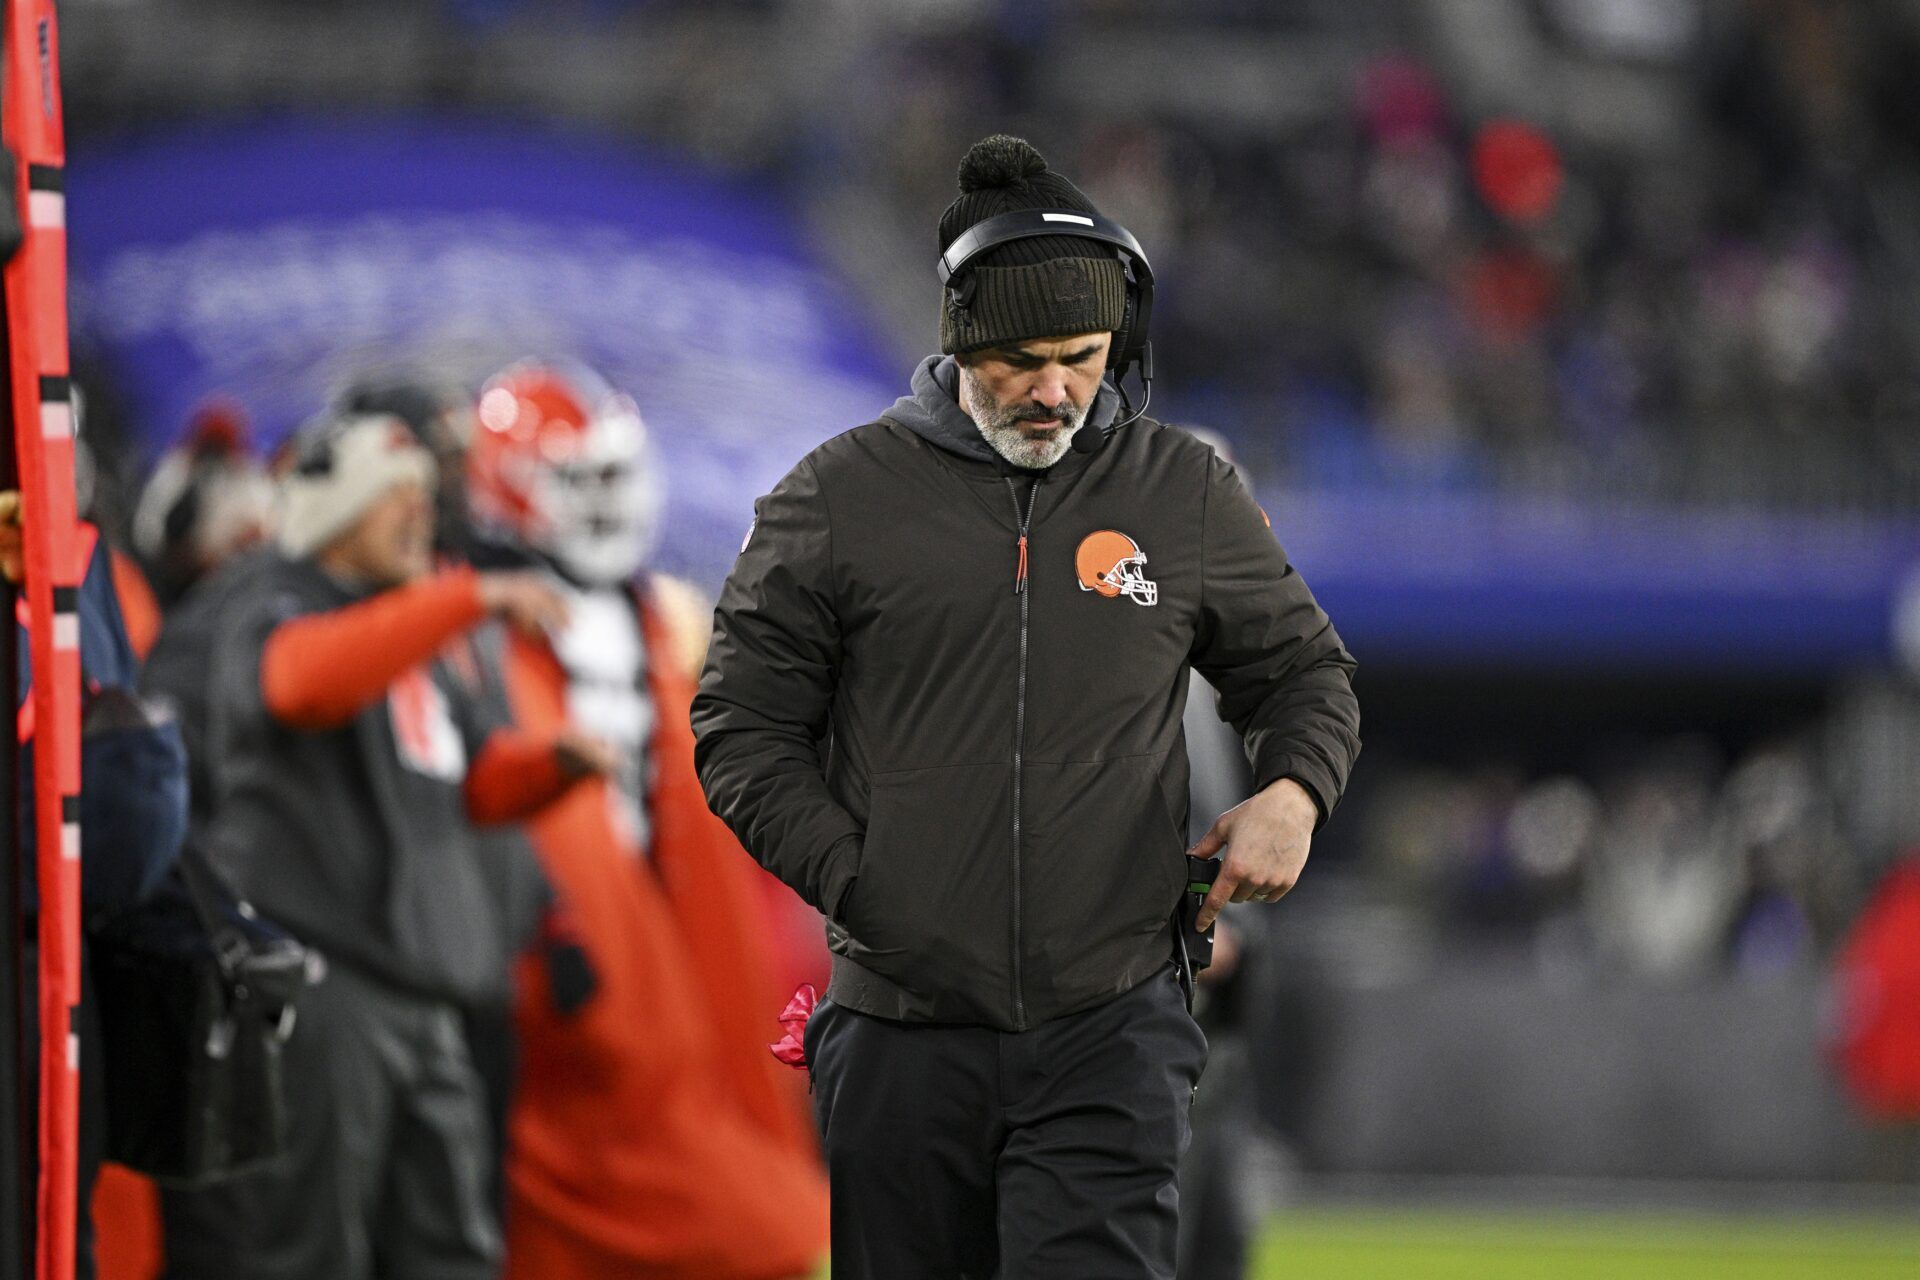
[1174,855,1221,1010]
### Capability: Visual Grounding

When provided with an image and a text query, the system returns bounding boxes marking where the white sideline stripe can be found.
[40,401,71,439]
[52,614,78,650]
[67,1033,78,1070]
[28,190,63,229]
[1042,213,1095,225]
[60,821,79,862]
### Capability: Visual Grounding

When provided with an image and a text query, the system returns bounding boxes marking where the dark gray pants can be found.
[161,962,501,1280]
[807,964,1207,1280]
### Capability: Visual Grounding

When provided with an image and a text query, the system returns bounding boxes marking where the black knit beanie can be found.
[938,135,1128,356]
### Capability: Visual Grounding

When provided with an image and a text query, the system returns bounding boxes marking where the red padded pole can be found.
[1,4,80,1276]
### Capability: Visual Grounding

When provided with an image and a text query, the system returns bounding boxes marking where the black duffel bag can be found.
[91,844,313,1186]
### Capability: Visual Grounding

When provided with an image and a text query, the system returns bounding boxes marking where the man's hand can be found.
[1190,777,1317,930]
[477,570,569,636]
[553,729,620,779]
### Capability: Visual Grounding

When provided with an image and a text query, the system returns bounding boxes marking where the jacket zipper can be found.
[1006,475,1041,1029]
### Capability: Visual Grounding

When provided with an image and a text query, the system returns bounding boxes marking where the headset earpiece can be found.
[1108,288,1135,372]
[949,272,978,315]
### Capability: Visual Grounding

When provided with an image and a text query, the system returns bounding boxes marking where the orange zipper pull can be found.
[1015,534,1029,593]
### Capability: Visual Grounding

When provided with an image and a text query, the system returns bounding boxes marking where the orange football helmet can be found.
[467,361,660,585]
[1074,529,1158,606]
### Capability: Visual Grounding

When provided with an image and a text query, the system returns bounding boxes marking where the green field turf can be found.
[1250,1206,1920,1279]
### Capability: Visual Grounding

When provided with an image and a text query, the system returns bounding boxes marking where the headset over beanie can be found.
[938,135,1129,355]
[277,413,438,558]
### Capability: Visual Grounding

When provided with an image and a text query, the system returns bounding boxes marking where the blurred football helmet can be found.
[1074,528,1158,606]
[468,361,661,586]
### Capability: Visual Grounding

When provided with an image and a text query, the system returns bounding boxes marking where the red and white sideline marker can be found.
[3,2,83,1276]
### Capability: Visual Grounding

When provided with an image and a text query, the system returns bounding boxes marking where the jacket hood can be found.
[881,355,1122,468]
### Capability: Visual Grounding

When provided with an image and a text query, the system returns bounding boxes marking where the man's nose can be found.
[1029,368,1071,408]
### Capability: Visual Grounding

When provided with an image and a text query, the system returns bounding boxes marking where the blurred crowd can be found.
[820,0,1920,510]
[1337,662,1920,987]
[1358,733,1856,979]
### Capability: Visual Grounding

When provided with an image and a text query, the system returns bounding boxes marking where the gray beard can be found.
[962,376,1087,470]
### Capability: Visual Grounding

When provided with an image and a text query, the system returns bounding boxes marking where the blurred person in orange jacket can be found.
[464,361,830,1280]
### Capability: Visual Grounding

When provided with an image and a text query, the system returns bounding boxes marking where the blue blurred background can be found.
[55,0,1920,1249]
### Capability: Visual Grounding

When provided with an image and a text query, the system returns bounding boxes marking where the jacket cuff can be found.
[815,832,863,922]
[1252,752,1337,830]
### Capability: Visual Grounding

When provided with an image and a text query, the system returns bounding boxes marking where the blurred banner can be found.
[64,116,896,585]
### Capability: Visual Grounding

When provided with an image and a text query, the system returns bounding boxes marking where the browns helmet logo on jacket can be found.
[1074,529,1158,607]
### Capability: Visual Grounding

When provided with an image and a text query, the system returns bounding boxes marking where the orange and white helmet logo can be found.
[1075,529,1158,607]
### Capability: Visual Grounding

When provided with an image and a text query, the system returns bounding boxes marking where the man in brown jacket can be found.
[693,136,1359,1280]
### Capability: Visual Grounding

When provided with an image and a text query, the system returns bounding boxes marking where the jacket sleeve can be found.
[260,570,486,730]
[1190,454,1360,827]
[463,728,576,825]
[690,455,864,917]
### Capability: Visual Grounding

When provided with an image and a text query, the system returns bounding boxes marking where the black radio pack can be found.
[1174,855,1221,1009]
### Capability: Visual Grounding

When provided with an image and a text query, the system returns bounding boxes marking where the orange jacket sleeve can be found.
[261,567,487,730]
[109,549,162,661]
[464,729,579,825]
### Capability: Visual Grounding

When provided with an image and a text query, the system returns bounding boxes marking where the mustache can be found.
[1012,404,1075,422]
